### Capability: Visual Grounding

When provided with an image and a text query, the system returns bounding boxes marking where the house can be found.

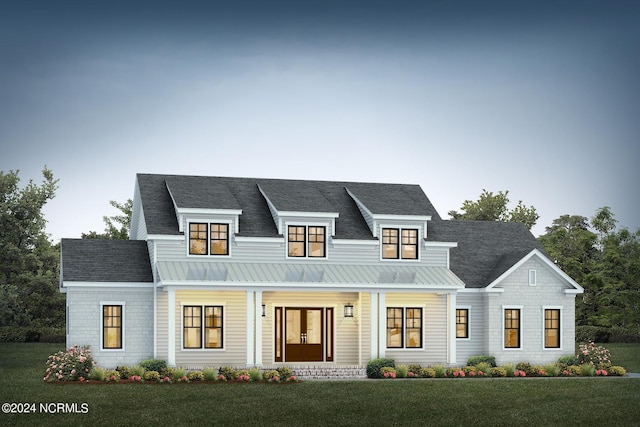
[60,173,583,372]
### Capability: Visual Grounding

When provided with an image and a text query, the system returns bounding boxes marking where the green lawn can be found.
[1,343,639,426]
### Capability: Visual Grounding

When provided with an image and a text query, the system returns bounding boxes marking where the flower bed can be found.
[368,343,627,379]
[44,347,301,384]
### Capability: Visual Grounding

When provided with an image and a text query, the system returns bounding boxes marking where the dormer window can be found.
[288,225,326,258]
[189,223,229,256]
[382,228,418,260]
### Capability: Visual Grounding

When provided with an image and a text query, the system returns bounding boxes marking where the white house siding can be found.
[66,287,153,368]
[153,237,448,267]
[487,257,577,365]
[384,293,448,365]
[130,182,147,241]
[173,290,247,368]
[455,293,485,366]
[260,291,360,365]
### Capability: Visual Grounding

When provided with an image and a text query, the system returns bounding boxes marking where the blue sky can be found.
[1,0,639,240]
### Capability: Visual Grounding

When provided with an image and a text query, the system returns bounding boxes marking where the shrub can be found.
[503,364,515,377]
[467,355,497,368]
[407,364,422,376]
[579,364,596,377]
[608,326,640,343]
[432,364,446,378]
[568,365,581,376]
[396,365,409,378]
[139,359,167,373]
[557,354,577,367]
[116,365,132,379]
[575,325,610,343]
[172,367,187,382]
[276,366,293,380]
[577,342,612,368]
[218,366,237,381]
[105,369,120,382]
[532,365,546,377]
[235,369,250,382]
[381,367,397,378]
[608,366,627,376]
[160,367,176,379]
[462,366,476,375]
[143,370,160,382]
[44,345,94,382]
[366,358,395,379]
[131,365,146,377]
[419,367,435,378]
[249,367,263,382]
[491,367,507,377]
[0,326,65,343]
[515,362,536,376]
[90,367,106,381]
[263,370,280,381]
[544,363,561,377]
[203,367,218,381]
[475,362,493,377]
[187,371,204,381]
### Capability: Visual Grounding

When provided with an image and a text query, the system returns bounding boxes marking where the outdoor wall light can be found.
[344,303,354,318]
[262,304,266,317]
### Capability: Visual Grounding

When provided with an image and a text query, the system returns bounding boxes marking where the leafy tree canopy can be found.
[0,167,64,327]
[538,207,640,329]
[82,199,132,240]
[448,189,539,230]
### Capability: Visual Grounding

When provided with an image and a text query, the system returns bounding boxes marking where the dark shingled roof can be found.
[61,239,153,283]
[136,174,442,239]
[428,220,547,288]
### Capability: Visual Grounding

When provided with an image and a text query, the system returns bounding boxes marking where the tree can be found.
[538,208,640,329]
[0,167,65,327]
[448,189,539,229]
[82,199,133,240]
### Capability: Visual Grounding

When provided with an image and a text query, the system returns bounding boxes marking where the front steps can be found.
[262,365,367,380]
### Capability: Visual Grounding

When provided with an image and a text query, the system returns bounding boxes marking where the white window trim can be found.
[180,302,227,351]
[285,222,329,260]
[385,305,425,350]
[456,305,471,341]
[529,269,537,286]
[542,306,563,351]
[502,305,523,351]
[185,220,233,258]
[100,301,125,352]
[379,225,422,262]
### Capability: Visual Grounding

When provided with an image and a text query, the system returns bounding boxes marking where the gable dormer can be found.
[165,177,243,256]
[345,185,433,261]
[257,181,339,259]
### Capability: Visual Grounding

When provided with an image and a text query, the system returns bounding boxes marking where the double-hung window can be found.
[382,228,418,259]
[102,304,123,349]
[386,307,422,348]
[504,308,521,348]
[456,309,469,338]
[189,223,229,256]
[544,309,561,348]
[287,225,326,258]
[183,305,224,349]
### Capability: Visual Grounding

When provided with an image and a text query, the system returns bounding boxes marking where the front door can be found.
[285,308,323,362]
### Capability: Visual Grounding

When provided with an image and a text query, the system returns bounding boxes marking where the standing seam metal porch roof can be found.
[157,261,464,287]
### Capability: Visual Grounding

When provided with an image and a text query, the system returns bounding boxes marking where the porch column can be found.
[377,292,386,358]
[370,292,378,359]
[447,292,457,365]
[167,289,175,367]
[254,290,263,366]
[246,291,255,366]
